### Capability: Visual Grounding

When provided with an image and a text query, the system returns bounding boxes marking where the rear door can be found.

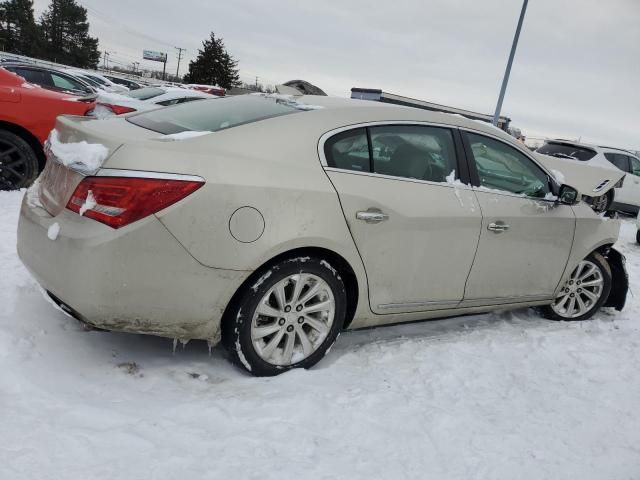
[620,156,640,208]
[460,130,575,305]
[605,153,640,207]
[322,123,482,314]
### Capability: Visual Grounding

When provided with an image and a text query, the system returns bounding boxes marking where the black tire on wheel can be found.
[591,190,613,214]
[540,252,612,321]
[0,129,40,190]
[636,230,640,245]
[222,256,347,376]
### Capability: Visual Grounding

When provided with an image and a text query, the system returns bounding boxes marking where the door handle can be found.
[356,209,389,224]
[487,222,510,233]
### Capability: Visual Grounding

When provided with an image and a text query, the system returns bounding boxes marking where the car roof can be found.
[290,94,515,139]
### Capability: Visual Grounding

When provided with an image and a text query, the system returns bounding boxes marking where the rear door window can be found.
[604,153,630,172]
[629,156,640,176]
[369,125,457,182]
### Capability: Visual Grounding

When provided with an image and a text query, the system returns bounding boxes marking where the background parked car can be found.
[0,68,96,189]
[187,83,225,96]
[1,63,96,96]
[92,86,214,117]
[537,140,640,213]
[102,74,144,90]
[62,69,129,93]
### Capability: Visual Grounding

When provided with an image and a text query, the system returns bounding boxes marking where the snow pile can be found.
[2,190,640,479]
[96,90,133,105]
[47,129,109,174]
[47,222,60,240]
[156,131,211,142]
[79,191,96,216]
[90,104,116,119]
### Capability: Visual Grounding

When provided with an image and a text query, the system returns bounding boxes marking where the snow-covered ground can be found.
[2,189,640,480]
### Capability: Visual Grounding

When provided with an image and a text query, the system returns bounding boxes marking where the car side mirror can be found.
[558,184,579,205]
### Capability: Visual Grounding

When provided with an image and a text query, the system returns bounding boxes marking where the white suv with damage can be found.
[537,140,640,214]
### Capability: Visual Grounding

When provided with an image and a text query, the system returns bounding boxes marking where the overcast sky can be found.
[33,0,639,149]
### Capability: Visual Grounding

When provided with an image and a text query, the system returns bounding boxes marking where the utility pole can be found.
[492,0,528,127]
[255,76,259,90]
[103,51,109,70]
[175,46,186,78]
[162,52,167,81]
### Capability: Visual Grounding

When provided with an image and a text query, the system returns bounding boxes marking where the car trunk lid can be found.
[36,115,157,216]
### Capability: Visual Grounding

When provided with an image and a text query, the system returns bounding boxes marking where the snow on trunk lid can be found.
[37,129,110,217]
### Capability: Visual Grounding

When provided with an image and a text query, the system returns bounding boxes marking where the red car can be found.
[0,67,96,189]
[187,84,225,96]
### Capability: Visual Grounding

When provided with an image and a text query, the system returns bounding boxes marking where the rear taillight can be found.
[98,103,137,115]
[66,177,203,229]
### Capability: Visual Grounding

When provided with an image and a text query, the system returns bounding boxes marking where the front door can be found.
[461,131,575,305]
[323,124,482,314]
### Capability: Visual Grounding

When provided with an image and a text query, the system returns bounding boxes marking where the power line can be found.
[77,0,181,50]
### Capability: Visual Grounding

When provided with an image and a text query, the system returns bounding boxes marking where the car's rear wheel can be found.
[0,130,40,190]
[222,256,346,376]
[636,230,640,245]
[541,252,611,321]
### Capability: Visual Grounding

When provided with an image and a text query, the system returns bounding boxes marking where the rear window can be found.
[128,87,165,100]
[127,95,306,134]
[537,142,597,161]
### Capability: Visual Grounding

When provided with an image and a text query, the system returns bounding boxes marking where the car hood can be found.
[535,153,624,197]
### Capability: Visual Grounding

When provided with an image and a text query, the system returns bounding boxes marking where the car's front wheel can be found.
[541,252,611,321]
[222,256,347,376]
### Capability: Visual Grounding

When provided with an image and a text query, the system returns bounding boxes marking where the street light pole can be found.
[492,0,528,127]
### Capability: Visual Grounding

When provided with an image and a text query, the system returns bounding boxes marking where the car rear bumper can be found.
[17,195,251,342]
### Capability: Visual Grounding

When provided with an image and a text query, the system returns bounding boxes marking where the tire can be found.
[222,256,347,376]
[591,190,613,214]
[0,130,40,190]
[540,252,611,321]
[636,230,640,245]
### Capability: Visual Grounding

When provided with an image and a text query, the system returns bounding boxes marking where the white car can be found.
[91,86,214,117]
[62,69,129,94]
[537,140,640,214]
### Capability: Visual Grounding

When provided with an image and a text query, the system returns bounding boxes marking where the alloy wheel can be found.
[551,260,604,319]
[0,138,31,189]
[251,273,335,366]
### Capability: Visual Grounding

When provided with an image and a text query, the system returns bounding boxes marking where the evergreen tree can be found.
[0,0,40,56]
[38,0,100,68]
[184,32,240,89]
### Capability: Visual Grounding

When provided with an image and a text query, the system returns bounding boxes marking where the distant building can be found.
[350,88,511,132]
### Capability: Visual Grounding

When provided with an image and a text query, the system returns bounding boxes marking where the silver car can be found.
[17,95,629,376]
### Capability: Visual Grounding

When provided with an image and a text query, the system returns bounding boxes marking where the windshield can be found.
[127,87,166,100]
[537,142,597,161]
[127,95,308,134]
[83,74,109,86]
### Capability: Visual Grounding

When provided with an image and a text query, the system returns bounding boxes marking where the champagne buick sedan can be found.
[18,94,629,376]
